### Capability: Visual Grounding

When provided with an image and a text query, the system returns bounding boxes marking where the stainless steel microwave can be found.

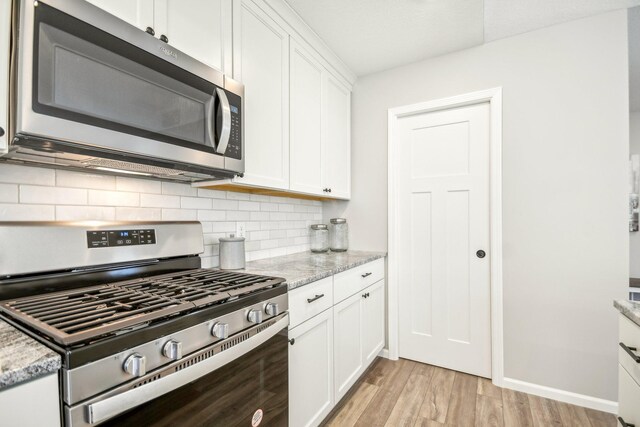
[3,0,243,181]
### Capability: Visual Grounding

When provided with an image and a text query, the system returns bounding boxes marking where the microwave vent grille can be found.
[82,158,184,176]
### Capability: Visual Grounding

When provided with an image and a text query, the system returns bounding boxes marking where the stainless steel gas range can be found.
[0,221,289,427]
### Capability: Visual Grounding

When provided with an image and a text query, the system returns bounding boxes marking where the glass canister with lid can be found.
[329,218,348,252]
[310,224,329,253]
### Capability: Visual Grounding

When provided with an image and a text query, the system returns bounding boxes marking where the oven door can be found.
[15,0,242,171]
[66,314,288,427]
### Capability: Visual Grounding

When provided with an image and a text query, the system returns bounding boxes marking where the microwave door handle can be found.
[215,88,231,155]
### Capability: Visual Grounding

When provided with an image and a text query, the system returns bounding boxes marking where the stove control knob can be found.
[162,340,183,360]
[123,353,146,377]
[265,302,279,316]
[247,309,263,324]
[212,322,230,339]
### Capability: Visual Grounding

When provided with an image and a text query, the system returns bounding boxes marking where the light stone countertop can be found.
[0,320,61,389]
[243,250,386,290]
[615,299,640,328]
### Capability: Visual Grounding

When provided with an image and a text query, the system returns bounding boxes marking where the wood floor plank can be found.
[417,366,456,423]
[475,394,504,427]
[413,417,447,427]
[528,395,563,427]
[477,377,502,400]
[385,367,435,427]
[502,387,534,427]
[445,372,478,426]
[584,408,617,427]
[365,357,399,387]
[326,382,379,427]
[354,359,416,427]
[556,401,593,427]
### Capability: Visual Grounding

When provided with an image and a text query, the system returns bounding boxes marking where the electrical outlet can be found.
[235,222,246,238]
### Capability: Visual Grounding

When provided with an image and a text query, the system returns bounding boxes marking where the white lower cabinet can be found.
[288,259,386,427]
[0,373,60,427]
[619,314,640,427]
[289,309,334,427]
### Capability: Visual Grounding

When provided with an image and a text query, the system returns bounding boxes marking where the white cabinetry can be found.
[288,258,385,427]
[289,40,324,195]
[289,309,334,427]
[0,0,10,154]
[232,0,290,189]
[87,0,231,73]
[0,373,60,427]
[618,314,640,426]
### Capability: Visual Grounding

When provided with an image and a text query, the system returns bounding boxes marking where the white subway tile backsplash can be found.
[56,205,115,221]
[0,164,323,268]
[116,177,161,194]
[0,184,19,203]
[89,190,139,207]
[56,170,115,190]
[20,185,87,205]
[161,182,197,197]
[0,203,54,220]
[0,164,55,186]
[140,193,180,208]
[115,207,162,221]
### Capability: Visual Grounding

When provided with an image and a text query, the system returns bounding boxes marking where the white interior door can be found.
[397,102,492,378]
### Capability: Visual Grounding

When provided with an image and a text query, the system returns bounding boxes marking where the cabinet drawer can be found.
[619,315,640,386]
[619,364,640,427]
[289,277,333,328]
[334,259,384,303]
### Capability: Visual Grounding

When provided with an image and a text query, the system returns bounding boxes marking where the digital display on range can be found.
[87,229,156,248]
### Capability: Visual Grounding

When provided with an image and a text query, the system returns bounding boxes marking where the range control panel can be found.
[87,229,156,248]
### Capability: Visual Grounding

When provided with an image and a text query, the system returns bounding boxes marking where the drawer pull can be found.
[620,342,640,363]
[361,272,372,278]
[619,416,635,427]
[289,338,295,346]
[307,294,325,303]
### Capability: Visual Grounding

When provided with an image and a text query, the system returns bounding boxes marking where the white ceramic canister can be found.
[219,235,246,270]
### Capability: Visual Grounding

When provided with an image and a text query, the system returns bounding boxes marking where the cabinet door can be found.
[289,40,323,196]
[0,373,60,427]
[154,0,232,74]
[86,0,154,31]
[334,291,364,402]
[619,365,640,427]
[232,0,290,189]
[322,72,351,199]
[289,310,334,427]
[362,280,385,367]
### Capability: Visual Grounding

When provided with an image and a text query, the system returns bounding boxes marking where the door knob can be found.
[476,250,486,259]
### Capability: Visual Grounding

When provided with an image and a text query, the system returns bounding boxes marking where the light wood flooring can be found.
[322,357,616,427]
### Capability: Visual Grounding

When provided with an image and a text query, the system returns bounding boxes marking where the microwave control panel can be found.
[225,91,242,160]
[87,229,156,248]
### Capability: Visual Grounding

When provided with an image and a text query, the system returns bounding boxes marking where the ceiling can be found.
[285,0,640,77]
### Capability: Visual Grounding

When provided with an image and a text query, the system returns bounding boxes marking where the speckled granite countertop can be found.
[244,250,386,290]
[615,300,640,328]
[0,319,61,389]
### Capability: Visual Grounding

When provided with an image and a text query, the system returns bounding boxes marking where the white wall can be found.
[325,10,629,401]
[0,164,321,266]
[631,112,640,277]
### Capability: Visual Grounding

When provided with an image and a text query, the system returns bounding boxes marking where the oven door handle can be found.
[86,313,289,425]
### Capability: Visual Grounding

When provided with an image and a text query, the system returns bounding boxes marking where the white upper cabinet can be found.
[0,0,10,154]
[87,0,231,74]
[232,0,290,190]
[289,40,324,196]
[86,0,154,31]
[154,0,232,74]
[322,72,351,199]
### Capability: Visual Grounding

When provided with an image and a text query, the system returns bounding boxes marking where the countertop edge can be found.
[287,252,386,290]
[614,299,640,328]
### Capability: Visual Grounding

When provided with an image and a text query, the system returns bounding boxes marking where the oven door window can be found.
[100,330,288,427]
[33,2,221,155]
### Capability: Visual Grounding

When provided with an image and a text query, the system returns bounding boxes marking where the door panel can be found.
[232,0,289,189]
[362,280,385,366]
[333,292,363,402]
[398,102,491,378]
[322,73,351,199]
[290,40,323,195]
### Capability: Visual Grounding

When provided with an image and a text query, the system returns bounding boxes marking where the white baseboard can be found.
[378,348,390,359]
[502,377,618,414]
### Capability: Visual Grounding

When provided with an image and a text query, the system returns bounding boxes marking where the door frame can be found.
[387,87,504,386]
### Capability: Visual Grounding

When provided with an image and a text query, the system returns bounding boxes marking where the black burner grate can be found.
[0,269,285,345]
